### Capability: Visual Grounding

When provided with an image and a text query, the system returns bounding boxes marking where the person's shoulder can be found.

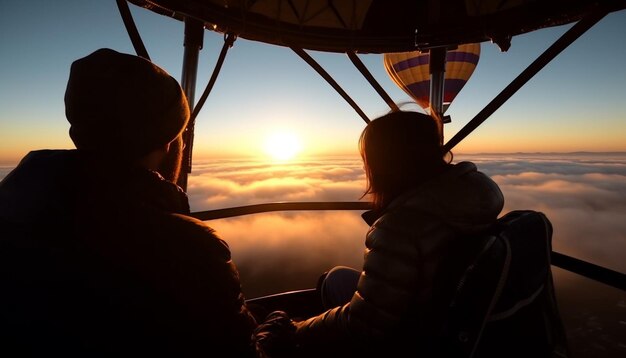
[164,212,232,257]
[1,149,81,199]
[398,160,503,225]
[168,212,217,234]
[450,161,478,174]
[446,161,496,186]
[12,149,79,171]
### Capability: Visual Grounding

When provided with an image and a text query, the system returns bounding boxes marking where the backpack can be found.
[441,210,570,358]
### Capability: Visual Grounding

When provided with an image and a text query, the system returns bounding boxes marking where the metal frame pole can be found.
[178,17,204,190]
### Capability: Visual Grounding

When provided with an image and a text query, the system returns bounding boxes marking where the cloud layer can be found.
[186,153,626,298]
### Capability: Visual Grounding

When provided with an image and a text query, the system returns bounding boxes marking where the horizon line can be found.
[2,150,626,167]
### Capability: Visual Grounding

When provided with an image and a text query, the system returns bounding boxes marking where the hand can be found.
[255,310,297,356]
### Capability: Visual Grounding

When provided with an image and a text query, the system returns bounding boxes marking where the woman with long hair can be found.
[289,110,505,356]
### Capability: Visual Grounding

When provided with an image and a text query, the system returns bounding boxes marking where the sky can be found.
[1,1,626,163]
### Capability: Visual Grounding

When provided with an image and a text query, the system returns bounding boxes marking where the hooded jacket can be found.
[294,161,504,356]
[0,150,263,357]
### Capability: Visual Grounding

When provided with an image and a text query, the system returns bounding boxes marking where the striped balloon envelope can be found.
[383,43,480,113]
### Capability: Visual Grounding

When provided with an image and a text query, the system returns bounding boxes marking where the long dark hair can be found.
[359,110,452,210]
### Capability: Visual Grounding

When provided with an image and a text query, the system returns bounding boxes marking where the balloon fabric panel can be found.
[383,43,480,113]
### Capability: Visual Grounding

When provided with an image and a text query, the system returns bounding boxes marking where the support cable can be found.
[551,251,625,291]
[292,47,370,124]
[443,10,607,153]
[115,0,150,59]
[189,33,237,125]
[347,52,399,112]
[179,32,236,189]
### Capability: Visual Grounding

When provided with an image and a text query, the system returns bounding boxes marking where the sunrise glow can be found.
[263,131,302,161]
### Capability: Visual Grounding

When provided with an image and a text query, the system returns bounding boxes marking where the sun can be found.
[263,131,303,161]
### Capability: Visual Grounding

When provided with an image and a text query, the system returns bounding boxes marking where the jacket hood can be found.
[407,161,504,230]
[0,150,80,225]
[364,161,504,231]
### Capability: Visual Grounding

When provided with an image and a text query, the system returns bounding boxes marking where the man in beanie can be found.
[0,48,288,357]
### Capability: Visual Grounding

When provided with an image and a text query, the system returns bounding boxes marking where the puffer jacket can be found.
[294,161,504,356]
[0,150,264,357]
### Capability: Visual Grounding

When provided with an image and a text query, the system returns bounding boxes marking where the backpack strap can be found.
[470,236,511,357]
[442,232,512,358]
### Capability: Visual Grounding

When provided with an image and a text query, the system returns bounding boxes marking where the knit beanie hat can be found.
[64,48,190,157]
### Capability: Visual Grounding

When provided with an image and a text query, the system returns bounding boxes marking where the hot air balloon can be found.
[383,43,481,114]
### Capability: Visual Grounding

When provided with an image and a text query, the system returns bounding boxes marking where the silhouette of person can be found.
[285,110,506,356]
[0,48,288,357]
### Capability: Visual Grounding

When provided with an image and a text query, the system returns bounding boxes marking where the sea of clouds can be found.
[185,153,626,293]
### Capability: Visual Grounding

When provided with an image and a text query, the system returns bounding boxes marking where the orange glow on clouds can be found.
[208,211,368,297]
